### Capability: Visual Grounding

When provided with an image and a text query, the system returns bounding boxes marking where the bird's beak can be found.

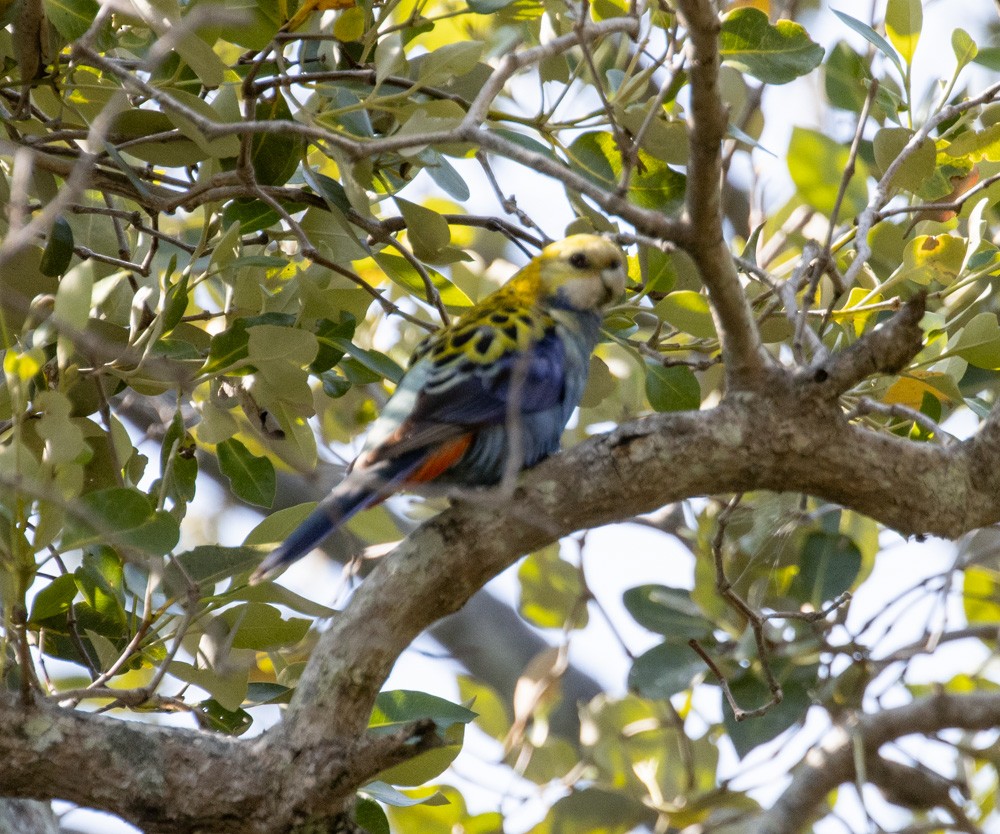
[600,263,626,305]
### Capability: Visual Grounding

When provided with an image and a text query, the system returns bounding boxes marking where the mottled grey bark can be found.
[0,799,59,834]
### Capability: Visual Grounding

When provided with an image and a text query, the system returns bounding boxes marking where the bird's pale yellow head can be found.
[510,234,627,312]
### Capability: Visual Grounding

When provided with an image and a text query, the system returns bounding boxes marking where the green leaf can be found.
[195,699,254,736]
[75,550,124,630]
[373,253,472,309]
[250,92,304,187]
[414,41,484,86]
[824,41,870,113]
[40,217,74,277]
[790,532,862,606]
[327,333,406,383]
[356,798,391,834]
[644,363,700,412]
[43,0,100,40]
[244,503,319,547]
[467,0,518,11]
[952,29,978,70]
[162,545,264,594]
[162,89,240,158]
[29,574,78,623]
[639,245,676,294]
[951,313,1000,369]
[517,546,588,630]
[35,391,88,466]
[973,46,1000,71]
[201,320,250,375]
[371,690,477,731]
[370,690,475,786]
[232,582,337,619]
[424,152,470,202]
[944,123,1000,163]
[722,672,811,758]
[567,132,686,212]
[217,602,310,649]
[311,315,356,373]
[832,10,904,77]
[494,129,559,161]
[216,438,276,508]
[65,488,180,555]
[628,641,705,699]
[873,127,935,193]
[362,782,444,808]
[787,126,870,217]
[247,325,319,367]
[157,410,197,509]
[456,675,511,742]
[656,290,717,338]
[719,8,825,84]
[397,199,451,259]
[902,234,966,286]
[168,661,248,713]
[53,268,93,357]
[304,170,354,215]
[299,206,369,261]
[529,788,651,834]
[221,200,281,234]
[623,585,714,640]
[884,0,922,65]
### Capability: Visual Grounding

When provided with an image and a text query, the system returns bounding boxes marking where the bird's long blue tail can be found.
[250,481,379,583]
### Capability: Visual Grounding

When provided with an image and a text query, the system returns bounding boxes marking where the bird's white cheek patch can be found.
[560,278,604,310]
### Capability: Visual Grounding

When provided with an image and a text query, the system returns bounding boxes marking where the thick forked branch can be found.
[674,0,770,389]
[0,690,440,834]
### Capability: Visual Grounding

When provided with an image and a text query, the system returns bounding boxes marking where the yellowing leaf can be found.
[902,234,966,285]
[883,374,945,409]
[944,124,1000,163]
[885,0,922,65]
[333,6,364,41]
[830,287,882,337]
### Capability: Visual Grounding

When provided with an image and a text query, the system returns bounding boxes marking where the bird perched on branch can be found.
[252,234,627,582]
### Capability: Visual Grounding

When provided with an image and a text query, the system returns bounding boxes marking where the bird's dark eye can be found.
[569,252,589,269]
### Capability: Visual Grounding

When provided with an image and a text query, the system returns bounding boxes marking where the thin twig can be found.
[693,494,784,721]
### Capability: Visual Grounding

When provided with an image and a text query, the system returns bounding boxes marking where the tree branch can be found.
[808,291,926,394]
[674,0,770,389]
[755,691,1000,834]
[276,372,1000,757]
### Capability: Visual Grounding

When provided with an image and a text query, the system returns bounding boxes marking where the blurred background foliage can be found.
[0,0,1000,831]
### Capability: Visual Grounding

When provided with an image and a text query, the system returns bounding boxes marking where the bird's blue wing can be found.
[359,325,568,465]
[415,325,567,424]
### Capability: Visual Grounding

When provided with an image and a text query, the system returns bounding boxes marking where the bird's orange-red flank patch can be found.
[406,434,474,483]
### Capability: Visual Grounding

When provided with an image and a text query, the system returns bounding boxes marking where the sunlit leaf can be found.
[884,0,922,65]
[719,8,824,84]
[517,546,588,630]
[567,132,686,212]
[787,126,870,216]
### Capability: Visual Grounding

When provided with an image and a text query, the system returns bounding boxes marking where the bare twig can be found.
[691,495,783,721]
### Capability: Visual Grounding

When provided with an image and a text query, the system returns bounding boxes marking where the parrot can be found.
[251,234,627,582]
